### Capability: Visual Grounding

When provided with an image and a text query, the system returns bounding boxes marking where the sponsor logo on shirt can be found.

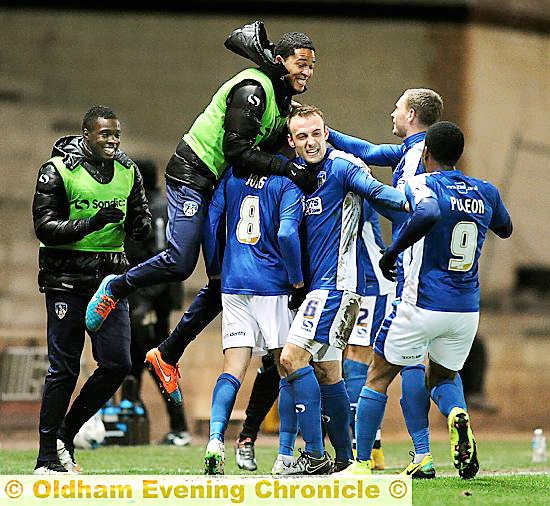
[304,196,323,215]
[301,319,314,332]
[446,181,478,194]
[73,197,125,210]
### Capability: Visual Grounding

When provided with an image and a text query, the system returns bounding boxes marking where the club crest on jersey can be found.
[317,171,326,187]
[304,196,323,215]
[182,201,199,217]
[55,302,68,319]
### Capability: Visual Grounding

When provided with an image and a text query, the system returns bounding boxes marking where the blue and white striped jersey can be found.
[402,170,512,312]
[205,168,304,296]
[361,200,396,296]
[300,148,406,295]
[328,129,426,236]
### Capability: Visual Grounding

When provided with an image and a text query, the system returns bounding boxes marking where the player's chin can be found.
[292,82,307,93]
[304,154,323,164]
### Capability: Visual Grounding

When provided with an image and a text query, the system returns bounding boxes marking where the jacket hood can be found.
[51,134,135,170]
[51,135,87,169]
[224,21,288,79]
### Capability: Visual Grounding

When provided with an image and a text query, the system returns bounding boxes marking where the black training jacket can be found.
[32,135,151,295]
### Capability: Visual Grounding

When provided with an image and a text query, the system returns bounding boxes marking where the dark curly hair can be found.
[425,121,464,166]
[82,105,118,131]
[274,32,315,59]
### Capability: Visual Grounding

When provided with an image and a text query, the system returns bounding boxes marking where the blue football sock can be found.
[343,359,369,435]
[278,377,297,456]
[454,372,468,409]
[209,373,241,442]
[287,365,323,457]
[400,365,431,455]
[355,386,387,462]
[321,380,353,462]
[431,377,467,417]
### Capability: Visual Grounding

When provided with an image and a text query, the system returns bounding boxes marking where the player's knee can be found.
[162,248,197,281]
[279,351,301,376]
[313,363,328,384]
[52,369,80,388]
[426,368,456,392]
[365,362,394,393]
[426,366,456,391]
[346,344,373,365]
[279,354,293,376]
[313,362,341,385]
[171,258,195,281]
[110,360,132,381]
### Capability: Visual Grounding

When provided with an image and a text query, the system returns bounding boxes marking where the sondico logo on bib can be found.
[74,198,125,210]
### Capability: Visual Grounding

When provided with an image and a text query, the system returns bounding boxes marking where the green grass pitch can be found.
[1,440,550,505]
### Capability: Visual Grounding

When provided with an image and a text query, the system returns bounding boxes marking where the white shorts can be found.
[378,300,479,371]
[286,289,361,362]
[348,291,395,347]
[222,293,293,355]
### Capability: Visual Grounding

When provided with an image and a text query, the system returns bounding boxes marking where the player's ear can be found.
[324,126,329,140]
[288,134,295,148]
[421,145,429,165]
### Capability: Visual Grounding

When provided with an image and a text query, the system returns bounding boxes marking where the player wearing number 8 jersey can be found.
[85,24,318,405]
[340,121,512,479]
[201,167,304,474]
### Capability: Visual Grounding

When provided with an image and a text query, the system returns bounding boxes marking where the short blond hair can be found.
[287,104,325,130]
[403,88,443,127]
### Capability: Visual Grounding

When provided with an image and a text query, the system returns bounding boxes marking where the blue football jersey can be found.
[206,169,304,295]
[361,200,396,296]
[402,170,512,312]
[301,148,406,294]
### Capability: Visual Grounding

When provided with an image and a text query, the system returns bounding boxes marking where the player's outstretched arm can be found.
[328,128,403,167]
[344,162,407,212]
[379,196,441,281]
